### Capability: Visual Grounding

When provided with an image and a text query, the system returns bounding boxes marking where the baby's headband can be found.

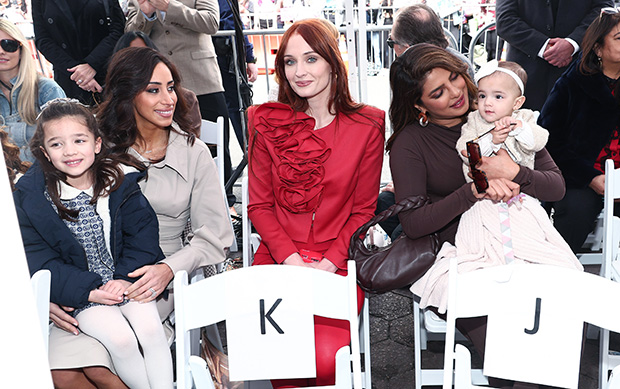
[474,60,525,95]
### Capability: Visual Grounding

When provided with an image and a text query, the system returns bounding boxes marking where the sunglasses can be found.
[466,141,489,194]
[600,7,620,19]
[0,39,20,53]
[387,37,402,49]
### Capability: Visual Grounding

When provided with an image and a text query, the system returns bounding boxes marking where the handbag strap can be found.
[350,195,429,245]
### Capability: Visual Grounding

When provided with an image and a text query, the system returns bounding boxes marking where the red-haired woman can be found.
[247,18,385,388]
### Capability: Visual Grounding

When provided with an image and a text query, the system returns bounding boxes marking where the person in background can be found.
[31,0,125,105]
[215,0,258,155]
[540,8,620,252]
[1,127,29,191]
[496,0,611,111]
[389,3,473,79]
[126,0,237,208]
[0,19,65,162]
[248,18,385,387]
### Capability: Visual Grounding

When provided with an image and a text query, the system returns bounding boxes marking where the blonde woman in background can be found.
[0,19,65,162]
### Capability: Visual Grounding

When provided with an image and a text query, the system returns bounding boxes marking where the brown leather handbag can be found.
[349,196,440,293]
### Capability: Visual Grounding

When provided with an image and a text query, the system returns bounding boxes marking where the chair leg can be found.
[602,328,611,389]
[413,300,423,389]
[360,295,372,388]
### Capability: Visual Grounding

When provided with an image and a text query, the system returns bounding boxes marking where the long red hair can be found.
[275,18,362,115]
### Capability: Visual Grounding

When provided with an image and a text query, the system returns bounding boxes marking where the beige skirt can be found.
[48,294,176,373]
[48,324,115,373]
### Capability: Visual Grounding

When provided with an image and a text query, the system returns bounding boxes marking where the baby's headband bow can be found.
[474,60,525,95]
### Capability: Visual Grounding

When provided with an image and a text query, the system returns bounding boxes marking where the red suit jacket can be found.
[248,102,385,270]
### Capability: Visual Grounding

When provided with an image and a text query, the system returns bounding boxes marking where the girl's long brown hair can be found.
[30,100,140,220]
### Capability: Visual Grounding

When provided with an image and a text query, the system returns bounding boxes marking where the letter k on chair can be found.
[174,261,363,389]
[442,257,620,389]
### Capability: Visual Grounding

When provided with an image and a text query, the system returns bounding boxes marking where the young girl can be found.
[13,99,173,389]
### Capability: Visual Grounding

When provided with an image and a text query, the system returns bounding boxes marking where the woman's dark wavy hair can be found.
[580,11,620,75]
[30,100,137,220]
[97,47,194,164]
[275,18,362,115]
[1,128,30,191]
[113,30,159,53]
[387,43,476,151]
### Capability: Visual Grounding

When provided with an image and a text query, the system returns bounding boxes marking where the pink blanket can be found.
[410,195,583,313]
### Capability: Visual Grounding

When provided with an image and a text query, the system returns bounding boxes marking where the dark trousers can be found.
[551,187,604,253]
[196,92,236,206]
[375,191,402,241]
[217,50,246,151]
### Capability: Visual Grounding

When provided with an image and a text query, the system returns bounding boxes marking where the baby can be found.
[456,60,549,181]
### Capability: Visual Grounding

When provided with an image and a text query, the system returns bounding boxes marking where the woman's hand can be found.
[282,252,315,268]
[79,79,102,93]
[473,177,520,203]
[88,288,124,305]
[477,149,520,181]
[49,303,79,335]
[590,174,605,196]
[315,258,338,273]
[381,182,395,193]
[67,64,97,86]
[124,263,174,302]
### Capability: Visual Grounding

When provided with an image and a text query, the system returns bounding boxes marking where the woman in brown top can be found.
[388,43,564,245]
[388,43,565,388]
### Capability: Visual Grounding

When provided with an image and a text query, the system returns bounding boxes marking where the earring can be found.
[418,111,429,127]
[598,56,603,67]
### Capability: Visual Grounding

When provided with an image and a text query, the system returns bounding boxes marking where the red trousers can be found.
[271,285,364,388]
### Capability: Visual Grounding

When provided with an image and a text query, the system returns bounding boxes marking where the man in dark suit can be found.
[496,0,612,111]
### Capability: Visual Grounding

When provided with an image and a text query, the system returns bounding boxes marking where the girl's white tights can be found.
[77,301,173,389]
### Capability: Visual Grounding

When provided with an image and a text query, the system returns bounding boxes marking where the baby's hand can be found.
[491,117,516,144]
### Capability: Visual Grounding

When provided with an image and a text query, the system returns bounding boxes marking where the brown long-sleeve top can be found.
[389,120,565,245]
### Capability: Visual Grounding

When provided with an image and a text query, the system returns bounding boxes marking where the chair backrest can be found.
[200,117,239,252]
[602,158,620,279]
[241,176,261,267]
[200,117,225,191]
[443,258,620,389]
[174,261,362,389]
[30,269,51,353]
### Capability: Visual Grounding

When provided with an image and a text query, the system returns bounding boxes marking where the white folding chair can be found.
[241,174,371,388]
[577,211,604,266]
[174,261,363,389]
[413,300,487,388]
[610,365,620,389]
[443,257,620,389]
[200,117,225,187]
[600,158,620,388]
[241,175,261,268]
[200,117,238,253]
[30,269,51,353]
